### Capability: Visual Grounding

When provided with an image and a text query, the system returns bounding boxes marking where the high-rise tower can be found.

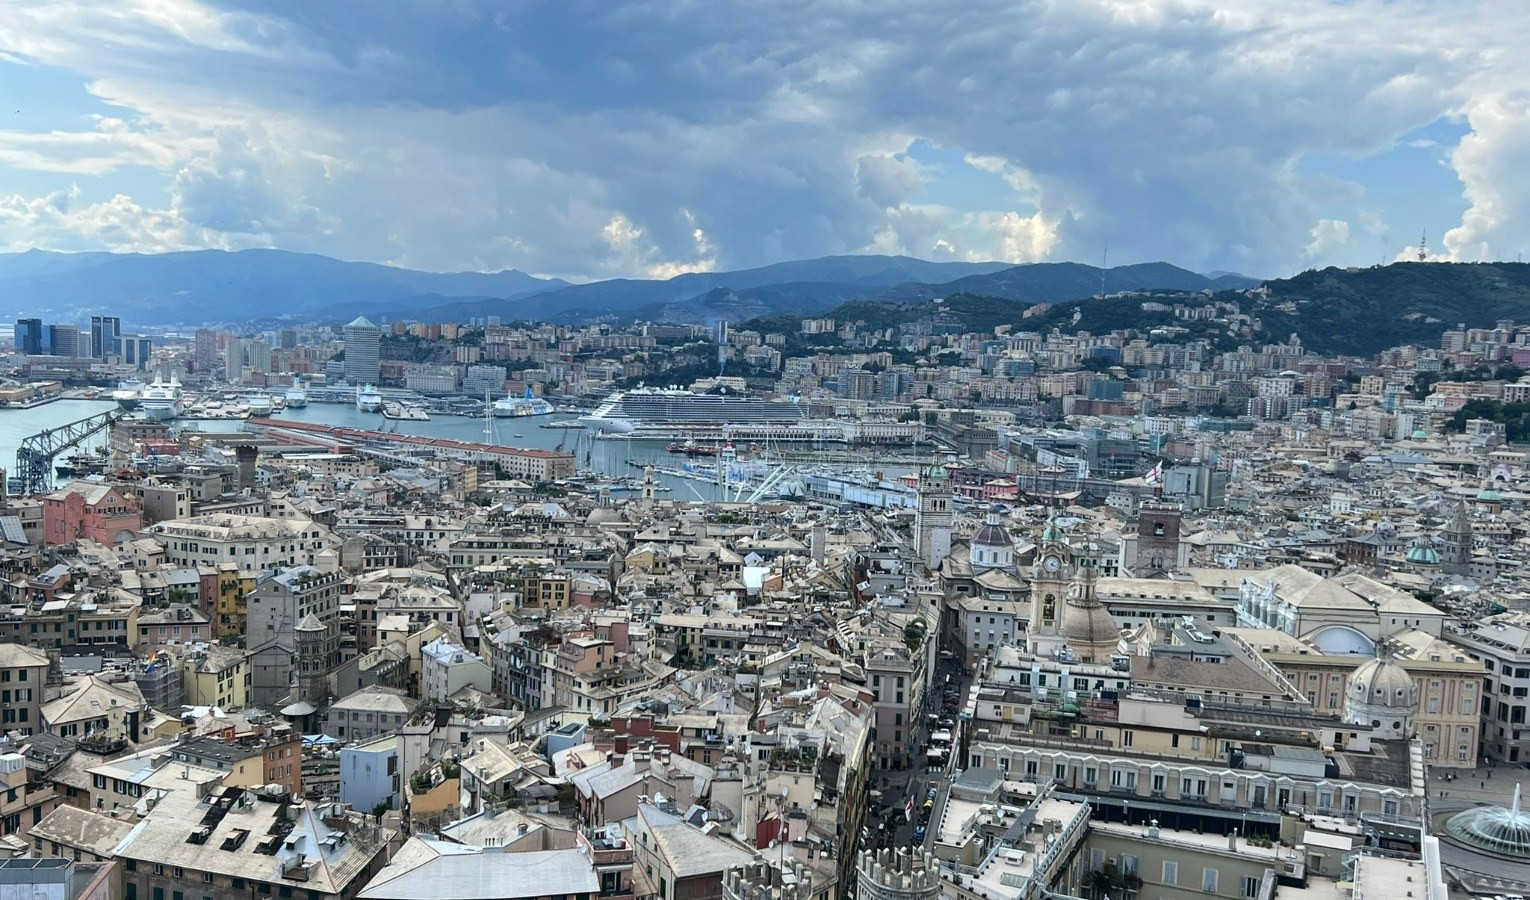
[343,315,382,385]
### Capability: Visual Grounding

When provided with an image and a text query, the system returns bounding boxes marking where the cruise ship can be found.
[356,384,383,413]
[493,387,554,418]
[111,379,146,410]
[579,385,808,434]
[247,394,274,417]
[284,379,308,408]
[139,376,185,421]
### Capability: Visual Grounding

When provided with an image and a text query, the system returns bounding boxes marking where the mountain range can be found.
[0,248,1258,327]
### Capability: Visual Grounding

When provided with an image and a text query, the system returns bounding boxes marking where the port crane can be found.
[13,408,126,496]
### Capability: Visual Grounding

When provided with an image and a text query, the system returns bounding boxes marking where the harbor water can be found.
[0,401,908,502]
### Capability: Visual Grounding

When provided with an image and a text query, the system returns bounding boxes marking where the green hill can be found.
[1250,262,1530,355]
[745,262,1530,357]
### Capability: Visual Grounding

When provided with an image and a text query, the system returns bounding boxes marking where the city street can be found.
[862,654,974,852]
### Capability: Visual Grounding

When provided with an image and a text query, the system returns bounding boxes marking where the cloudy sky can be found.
[0,0,1524,281]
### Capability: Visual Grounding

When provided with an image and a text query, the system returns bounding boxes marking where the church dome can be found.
[1478,486,1503,502]
[922,463,949,481]
[1349,657,1416,710]
[973,506,1012,547]
[1411,429,1429,440]
[1062,601,1120,647]
[1061,567,1119,651]
[1405,538,1440,565]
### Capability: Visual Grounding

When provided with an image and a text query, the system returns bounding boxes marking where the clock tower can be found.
[1029,512,1069,654]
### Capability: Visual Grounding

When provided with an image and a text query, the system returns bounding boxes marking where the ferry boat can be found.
[356,384,383,413]
[579,385,806,434]
[111,379,146,410]
[139,376,185,421]
[247,394,274,417]
[493,387,554,418]
[667,442,720,457]
[284,380,308,409]
[382,401,430,421]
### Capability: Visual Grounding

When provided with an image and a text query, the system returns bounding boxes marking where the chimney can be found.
[234,445,259,493]
[614,735,630,755]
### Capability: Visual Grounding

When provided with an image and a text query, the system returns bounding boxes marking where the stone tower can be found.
[914,464,953,571]
[294,613,328,707]
[1029,512,1070,655]
[1442,500,1472,575]
[1133,500,1183,575]
[855,847,941,900]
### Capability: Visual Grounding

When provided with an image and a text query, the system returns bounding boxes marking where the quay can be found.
[246,418,576,480]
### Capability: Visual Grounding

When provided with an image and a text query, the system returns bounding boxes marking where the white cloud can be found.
[1305,219,1352,259]
[0,0,1525,279]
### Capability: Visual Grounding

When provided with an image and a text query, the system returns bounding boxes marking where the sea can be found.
[0,400,902,502]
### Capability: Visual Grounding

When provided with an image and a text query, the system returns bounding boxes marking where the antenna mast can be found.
[1100,245,1107,298]
[1417,231,1428,263]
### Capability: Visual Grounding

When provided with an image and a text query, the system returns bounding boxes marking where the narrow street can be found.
[863,653,974,851]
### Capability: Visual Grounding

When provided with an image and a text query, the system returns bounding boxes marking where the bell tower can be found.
[1029,512,1069,654]
[915,464,953,571]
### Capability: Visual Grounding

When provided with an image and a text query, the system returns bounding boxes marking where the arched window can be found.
[1153,522,1166,536]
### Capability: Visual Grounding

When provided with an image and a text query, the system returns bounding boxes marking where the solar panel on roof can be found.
[0,518,25,545]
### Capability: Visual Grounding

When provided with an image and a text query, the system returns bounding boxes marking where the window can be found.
[1162,861,1178,885]
[153,865,164,876]
[1243,876,1261,898]
[1203,868,1219,893]
[203,873,213,884]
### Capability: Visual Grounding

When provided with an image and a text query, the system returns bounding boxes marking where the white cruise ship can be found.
[356,384,383,413]
[110,379,145,410]
[284,380,308,408]
[493,387,554,418]
[578,385,808,433]
[139,376,184,421]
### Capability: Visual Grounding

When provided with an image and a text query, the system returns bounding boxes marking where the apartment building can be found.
[0,644,51,735]
[1444,609,1530,763]
[113,786,393,900]
[149,514,332,569]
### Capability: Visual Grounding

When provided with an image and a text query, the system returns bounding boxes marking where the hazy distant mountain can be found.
[862,261,1258,306]
[0,248,565,325]
[416,255,1018,322]
[0,247,1262,327]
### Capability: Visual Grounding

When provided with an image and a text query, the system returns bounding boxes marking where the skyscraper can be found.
[48,324,79,358]
[224,337,246,383]
[89,316,121,359]
[247,341,272,374]
[193,328,218,372]
[343,315,381,385]
[13,319,42,355]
